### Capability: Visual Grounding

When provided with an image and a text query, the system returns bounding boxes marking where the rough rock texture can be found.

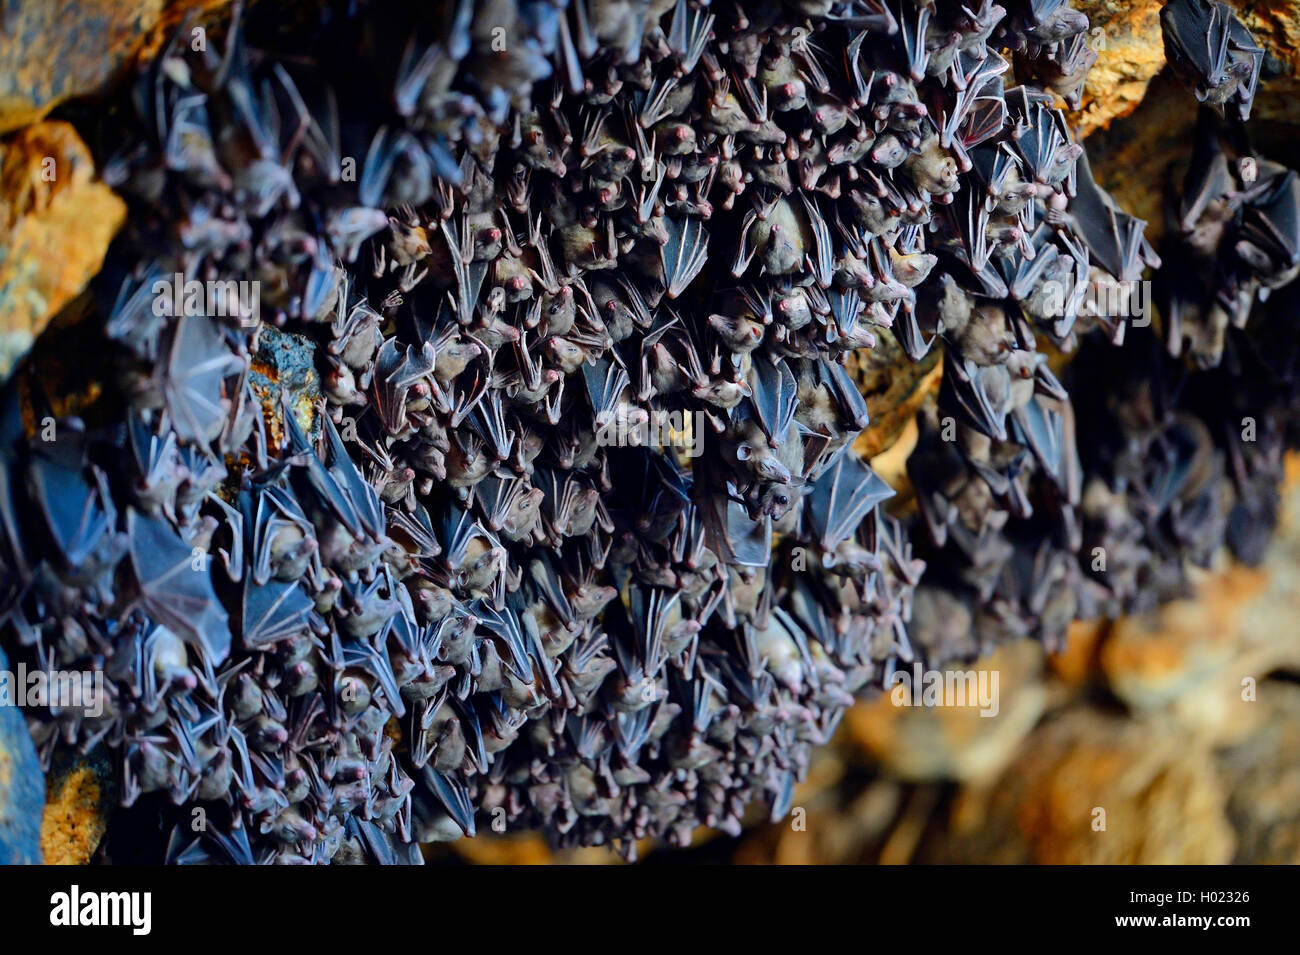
[918,710,1237,864]
[0,121,125,380]
[0,0,251,133]
[0,0,167,134]
[1074,1,1166,137]
[1218,683,1300,864]
[1074,0,1300,139]
[1079,0,1300,249]
[39,748,115,865]
[247,326,322,452]
[843,641,1047,783]
[0,644,43,864]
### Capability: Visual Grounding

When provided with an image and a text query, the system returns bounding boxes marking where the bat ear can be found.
[736,442,754,462]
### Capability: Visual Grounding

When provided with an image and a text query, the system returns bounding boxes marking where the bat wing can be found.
[1070,150,1154,282]
[420,766,476,836]
[748,353,799,446]
[1241,169,1300,268]
[668,0,713,74]
[582,356,629,424]
[165,315,240,445]
[817,356,871,431]
[662,214,709,299]
[474,597,532,683]
[1011,396,1064,483]
[241,577,313,650]
[27,444,119,573]
[320,409,385,538]
[802,194,834,288]
[807,451,894,552]
[128,509,231,663]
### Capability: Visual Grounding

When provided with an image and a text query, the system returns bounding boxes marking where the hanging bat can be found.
[806,449,895,560]
[1161,0,1263,122]
[746,353,799,447]
[1059,150,1160,284]
[661,213,709,300]
[127,508,231,664]
[164,314,242,446]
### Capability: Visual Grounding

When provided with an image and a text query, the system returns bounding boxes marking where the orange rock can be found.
[0,0,256,134]
[1047,618,1108,688]
[0,0,164,133]
[922,711,1235,864]
[1218,681,1300,863]
[1074,1,1167,138]
[843,641,1047,782]
[0,121,125,379]
[40,752,114,865]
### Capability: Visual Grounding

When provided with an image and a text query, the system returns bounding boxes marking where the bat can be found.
[241,575,313,650]
[1006,85,1079,194]
[464,391,514,464]
[127,509,231,664]
[242,478,316,585]
[1011,394,1065,483]
[283,393,383,543]
[372,337,436,437]
[1161,0,1263,122]
[1238,168,1300,272]
[806,449,895,557]
[478,474,544,542]
[164,315,242,446]
[1063,150,1161,283]
[746,353,799,447]
[892,0,932,82]
[661,213,709,299]
[702,482,772,567]
[339,625,404,719]
[667,0,714,75]
[802,193,835,287]
[534,468,609,540]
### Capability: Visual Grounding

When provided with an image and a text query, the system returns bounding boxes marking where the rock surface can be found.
[919,710,1237,864]
[39,749,115,865]
[0,0,165,134]
[0,121,125,380]
[0,645,43,864]
[0,0,250,133]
